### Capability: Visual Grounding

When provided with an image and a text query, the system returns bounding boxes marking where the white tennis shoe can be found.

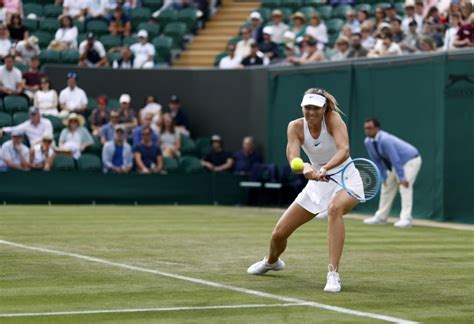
[324,264,341,293]
[394,219,412,228]
[247,257,285,275]
[363,216,388,225]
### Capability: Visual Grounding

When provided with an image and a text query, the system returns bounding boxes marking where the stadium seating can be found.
[0,112,12,127]
[24,3,44,17]
[152,36,173,64]
[86,20,109,36]
[131,7,152,27]
[23,18,38,32]
[194,137,211,158]
[4,96,29,114]
[332,4,352,19]
[178,156,203,173]
[39,50,61,64]
[99,35,122,51]
[77,154,102,171]
[43,4,63,17]
[163,22,187,47]
[180,134,196,156]
[13,112,29,125]
[61,49,80,64]
[39,18,60,33]
[137,22,161,38]
[157,9,178,28]
[163,156,179,172]
[177,8,197,33]
[32,31,54,48]
[43,115,63,132]
[52,155,76,171]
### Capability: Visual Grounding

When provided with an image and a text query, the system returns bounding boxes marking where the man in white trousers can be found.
[363,119,422,228]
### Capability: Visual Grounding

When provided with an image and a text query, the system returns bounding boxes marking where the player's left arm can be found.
[324,111,350,172]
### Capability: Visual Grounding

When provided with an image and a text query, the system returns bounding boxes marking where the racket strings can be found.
[353,161,381,199]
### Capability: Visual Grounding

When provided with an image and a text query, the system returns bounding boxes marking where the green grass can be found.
[0,206,473,323]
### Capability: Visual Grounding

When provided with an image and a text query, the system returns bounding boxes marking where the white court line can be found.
[0,239,417,324]
[0,303,307,318]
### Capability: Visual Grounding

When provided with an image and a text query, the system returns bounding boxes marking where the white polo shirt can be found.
[0,37,12,57]
[130,42,156,68]
[2,118,53,146]
[219,55,242,69]
[79,40,106,58]
[59,86,88,111]
[63,0,89,17]
[0,65,22,91]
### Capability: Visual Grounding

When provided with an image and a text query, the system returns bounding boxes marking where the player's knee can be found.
[328,203,344,217]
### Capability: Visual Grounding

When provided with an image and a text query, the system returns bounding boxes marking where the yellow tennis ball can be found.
[290,158,304,171]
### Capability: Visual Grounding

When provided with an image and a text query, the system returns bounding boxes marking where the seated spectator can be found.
[305,13,327,51]
[50,16,78,51]
[233,136,261,175]
[112,47,134,69]
[158,112,180,158]
[133,126,163,174]
[102,125,133,173]
[0,54,23,98]
[130,30,155,69]
[269,10,289,44]
[22,56,45,99]
[453,12,474,48]
[117,93,138,134]
[219,44,241,69]
[34,77,59,116]
[87,0,109,21]
[1,129,30,171]
[400,20,420,53]
[132,112,158,146]
[384,3,398,21]
[390,17,405,43]
[346,10,361,33]
[401,0,417,34]
[4,0,22,24]
[259,27,279,63]
[14,36,40,65]
[289,38,324,64]
[30,132,55,172]
[339,24,353,39]
[235,27,254,59]
[360,22,376,50]
[100,110,122,144]
[63,0,88,21]
[443,13,461,51]
[348,33,368,58]
[422,17,444,48]
[167,95,189,136]
[79,32,108,67]
[0,107,53,146]
[108,6,131,37]
[357,10,369,26]
[139,95,162,123]
[0,24,12,59]
[59,72,88,117]
[89,96,110,137]
[7,13,27,43]
[290,12,306,38]
[58,113,93,159]
[413,2,424,33]
[241,43,264,67]
[368,31,402,57]
[0,2,6,25]
[374,7,386,28]
[201,135,233,172]
[282,30,296,53]
[331,37,350,61]
[418,36,437,52]
[248,11,263,44]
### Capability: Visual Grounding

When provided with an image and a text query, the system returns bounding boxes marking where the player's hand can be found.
[302,163,318,181]
[399,180,409,188]
[315,167,329,182]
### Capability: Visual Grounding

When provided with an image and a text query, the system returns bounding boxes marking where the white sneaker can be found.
[394,219,412,228]
[363,216,388,225]
[324,264,341,292]
[247,257,285,275]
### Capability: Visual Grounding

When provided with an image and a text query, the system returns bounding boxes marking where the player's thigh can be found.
[273,202,315,239]
[328,190,359,216]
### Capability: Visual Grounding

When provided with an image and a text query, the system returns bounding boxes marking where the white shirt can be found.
[361,36,376,50]
[35,89,58,110]
[15,40,41,64]
[443,26,459,51]
[32,143,54,165]
[0,38,12,57]
[1,140,29,166]
[0,65,21,91]
[271,22,289,44]
[55,27,79,49]
[79,40,106,58]
[235,39,254,58]
[0,7,6,23]
[59,86,88,111]
[2,118,53,146]
[140,102,162,122]
[382,42,402,56]
[219,55,242,69]
[305,24,328,45]
[401,16,415,34]
[130,42,156,68]
[64,0,89,17]
[87,0,109,17]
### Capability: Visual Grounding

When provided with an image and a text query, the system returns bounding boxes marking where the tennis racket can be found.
[325,158,382,202]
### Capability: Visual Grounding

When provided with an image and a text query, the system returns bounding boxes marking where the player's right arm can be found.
[286,120,317,179]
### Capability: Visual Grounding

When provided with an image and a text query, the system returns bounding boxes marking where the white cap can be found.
[283,30,295,41]
[119,94,131,103]
[263,26,273,35]
[404,0,415,7]
[42,132,53,141]
[137,29,148,38]
[300,93,326,108]
[249,11,262,21]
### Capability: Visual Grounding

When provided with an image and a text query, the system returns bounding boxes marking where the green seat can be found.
[152,36,173,64]
[84,137,102,156]
[43,4,63,17]
[23,18,38,32]
[395,2,405,15]
[131,7,152,27]
[316,5,332,20]
[163,156,179,172]
[300,6,316,19]
[53,155,76,171]
[24,3,43,17]
[14,63,28,72]
[178,156,203,173]
[214,51,227,66]
[108,99,120,110]
[256,8,272,23]
[39,49,61,64]
[86,20,109,36]
[326,18,344,34]
[0,112,12,127]
[77,33,87,46]
[74,20,85,33]
[227,36,242,45]
[163,22,186,45]
[122,36,138,47]
[87,97,98,112]
[374,3,390,10]
[61,49,80,64]
[39,18,60,32]
[327,32,339,47]
[281,0,303,12]
[13,112,29,125]
[137,22,160,38]
[33,31,53,48]
[142,0,163,11]
[194,137,211,158]
[177,8,197,33]
[331,4,352,19]
[261,0,281,9]
[157,9,178,28]
[99,35,122,51]
[305,0,326,8]
[107,52,121,64]
[180,134,196,156]
[355,3,372,14]
[275,7,292,23]
[43,115,63,132]
[77,153,102,171]
[4,96,29,113]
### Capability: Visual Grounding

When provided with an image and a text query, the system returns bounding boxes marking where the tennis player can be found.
[247,88,364,292]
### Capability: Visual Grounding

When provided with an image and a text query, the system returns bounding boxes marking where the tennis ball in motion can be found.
[290,158,304,172]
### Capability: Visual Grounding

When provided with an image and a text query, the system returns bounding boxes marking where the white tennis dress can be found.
[295,116,364,214]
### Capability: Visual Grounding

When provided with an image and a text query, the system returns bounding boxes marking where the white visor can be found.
[300,93,326,108]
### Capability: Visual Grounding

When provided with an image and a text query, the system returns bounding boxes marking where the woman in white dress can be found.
[58,113,94,159]
[50,15,78,51]
[34,78,59,116]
